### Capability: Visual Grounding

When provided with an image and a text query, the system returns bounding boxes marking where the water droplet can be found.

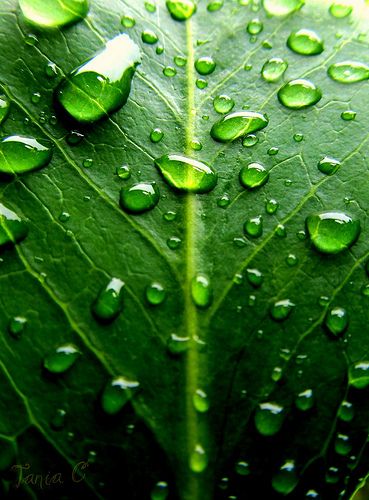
[261,57,288,82]
[83,158,93,168]
[59,211,70,223]
[166,0,196,20]
[92,278,124,323]
[341,110,356,121]
[163,66,177,77]
[287,29,324,56]
[191,274,212,308]
[211,111,268,142]
[44,344,80,374]
[19,0,89,27]
[66,130,84,145]
[361,283,369,297]
[155,154,217,193]
[213,95,235,114]
[190,444,208,473]
[246,268,263,287]
[25,33,38,46]
[167,333,190,354]
[244,215,263,238]
[0,95,10,125]
[8,316,27,338]
[254,401,285,435]
[146,282,166,305]
[163,210,177,221]
[349,361,369,389]
[117,164,131,179]
[142,29,158,44]
[196,78,208,89]
[270,299,295,321]
[266,198,279,214]
[276,223,287,238]
[150,128,164,143]
[338,400,354,422]
[306,211,360,254]
[293,133,304,142]
[151,481,169,500]
[328,61,369,83]
[335,433,351,455]
[217,193,230,208]
[286,253,298,266]
[239,162,269,189]
[145,1,157,13]
[278,79,322,109]
[247,19,263,35]
[329,3,352,18]
[0,203,28,249]
[31,91,41,104]
[0,135,52,175]
[56,34,141,123]
[190,139,202,151]
[121,15,135,28]
[193,389,209,413]
[272,460,298,495]
[272,366,283,381]
[156,45,164,55]
[295,389,314,411]
[195,56,216,76]
[207,0,224,11]
[325,307,348,337]
[120,182,160,213]
[242,134,258,147]
[263,0,304,15]
[174,55,187,67]
[235,461,250,476]
[267,146,279,155]
[167,236,181,249]
[101,376,139,415]
[51,408,66,430]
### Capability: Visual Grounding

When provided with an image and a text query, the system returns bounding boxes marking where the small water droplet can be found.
[306,211,360,254]
[117,164,131,179]
[195,56,216,76]
[286,253,298,266]
[254,401,285,435]
[0,95,11,125]
[240,162,269,189]
[25,33,38,46]
[235,461,250,476]
[166,0,196,20]
[338,400,354,422]
[293,133,304,142]
[167,333,190,354]
[83,158,93,168]
[120,182,160,213]
[278,79,322,109]
[217,193,230,208]
[244,215,263,238]
[263,0,304,16]
[50,408,67,430]
[121,14,136,28]
[329,3,352,18]
[207,0,224,11]
[190,444,208,473]
[242,134,258,147]
[272,460,298,495]
[341,110,356,121]
[325,307,348,337]
[328,61,369,83]
[193,389,210,413]
[196,78,208,89]
[101,376,139,414]
[335,433,352,455]
[163,66,177,77]
[92,278,124,323]
[349,361,369,389]
[295,389,314,411]
[191,274,212,308]
[19,0,89,27]
[246,268,263,287]
[142,29,158,44]
[151,481,169,500]
[59,211,70,223]
[213,95,235,114]
[174,55,187,67]
[146,282,166,305]
[211,111,269,142]
[0,135,52,175]
[276,223,287,237]
[287,29,324,56]
[156,45,164,55]
[44,344,80,374]
[66,130,84,146]
[31,91,41,104]
[145,1,157,13]
[266,198,279,214]
[150,128,164,143]
[167,236,181,249]
[247,18,263,35]
[270,299,295,321]
[261,57,288,82]
[8,316,27,338]
[0,203,28,249]
[267,146,279,155]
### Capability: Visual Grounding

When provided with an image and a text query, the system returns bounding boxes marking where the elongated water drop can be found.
[349,361,369,389]
[92,278,124,323]
[211,111,268,142]
[56,34,140,123]
[155,154,217,193]
[19,0,89,28]
[254,402,285,436]
[341,110,356,121]
[261,58,288,82]
[166,0,196,20]
[191,274,212,308]
[263,0,304,16]
[278,79,321,109]
[213,95,235,114]
[318,156,340,175]
[325,307,348,337]
[190,444,208,473]
[0,135,52,175]
[101,376,139,415]
[327,62,369,83]
[270,299,295,321]
[287,29,324,55]
[272,460,298,495]
[44,344,80,373]
[0,203,28,249]
[240,162,269,189]
[120,182,160,213]
[306,211,360,254]
[195,56,216,75]
[0,95,10,125]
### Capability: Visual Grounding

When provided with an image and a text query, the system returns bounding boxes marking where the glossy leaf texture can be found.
[0,0,369,499]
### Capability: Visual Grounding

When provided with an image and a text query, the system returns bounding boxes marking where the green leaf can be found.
[0,0,369,498]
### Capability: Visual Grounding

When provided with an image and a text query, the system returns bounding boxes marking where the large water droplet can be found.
[329,2,352,18]
[318,156,340,175]
[0,203,28,250]
[278,79,322,109]
[239,162,269,189]
[261,57,288,82]
[272,460,298,495]
[155,154,217,193]
[195,56,216,75]
[306,211,360,254]
[44,344,80,373]
[244,215,263,238]
[146,282,166,305]
[263,0,304,16]
[328,61,369,83]
[349,361,369,389]
[211,111,269,142]
[92,278,124,323]
[191,274,212,308]
[254,401,285,435]
[120,182,160,213]
[325,307,348,337]
[270,299,295,321]
[213,95,235,114]
[101,376,139,414]
[166,0,196,20]
[56,34,141,123]
[0,95,10,125]
[0,135,52,175]
[190,444,208,473]
[287,29,324,55]
[19,0,89,28]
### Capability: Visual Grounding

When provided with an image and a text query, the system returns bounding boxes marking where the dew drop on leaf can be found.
[120,182,160,213]
[317,156,340,175]
[8,316,27,338]
[305,489,320,498]
[207,0,224,12]
[0,203,28,249]
[116,164,131,179]
[334,433,351,455]
[83,158,93,168]
[59,211,70,223]
[156,45,164,55]
[349,361,369,389]
[92,277,124,323]
[195,56,216,76]
[44,344,80,374]
[167,333,190,354]
[293,133,304,142]
[263,0,304,16]
[150,128,164,143]
[261,57,288,82]
[325,466,339,484]
[142,29,158,44]
[189,444,208,473]
[121,14,135,28]
[0,135,52,175]
[341,109,356,121]
[211,111,269,142]
[191,274,212,308]
[166,0,196,21]
[266,198,279,214]
[196,78,208,89]
[174,55,187,67]
[254,401,285,436]
[66,130,84,145]
[145,1,157,13]
[270,299,295,321]
[287,29,324,55]
[217,193,230,208]
[19,0,89,28]
[239,162,269,189]
[146,282,166,305]
[242,134,258,147]
[247,18,263,35]
[267,146,279,156]
[329,2,352,18]
[163,210,177,221]
[276,223,287,238]
[244,215,263,238]
[101,376,140,415]
[278,79,322,109]
[56,34,141,123]
[155,154,217,193]
[151,481,169,500]
[324,307,348,337]
[193,389,210,413]
[0,95,10,125]
[286,253,298,266]
[295,389,314,411]
[213,95,235,114]
[163,66,177,77]
[327,61,369,83]
[167,236,182,250]
[235,461,250,476]
[246,268,264,287]
[306,211,360,254]
[190,139,202,150]
[338,400,354,422]
[51,408,67,430]
[272,460,298,495]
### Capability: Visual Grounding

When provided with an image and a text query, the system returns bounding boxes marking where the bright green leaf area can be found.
[1,0,369,499]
